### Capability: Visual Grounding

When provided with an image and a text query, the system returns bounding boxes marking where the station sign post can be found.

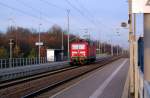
[35,42,43,64]
[35,42,43,46]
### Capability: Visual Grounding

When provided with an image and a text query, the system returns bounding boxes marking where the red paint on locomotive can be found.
[70,39,96,65]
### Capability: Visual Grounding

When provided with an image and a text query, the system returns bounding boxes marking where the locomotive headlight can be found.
[71,51,78,57]
[80,51,86,56]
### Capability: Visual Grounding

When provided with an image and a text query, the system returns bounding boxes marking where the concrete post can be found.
[133,13,139,98]
[130,42,134,93]
[144,14,150,82]
[111,44,113,56]
[134,41,138,98]
[128,0,134,94]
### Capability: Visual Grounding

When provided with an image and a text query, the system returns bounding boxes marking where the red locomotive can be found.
[70,39,96,65]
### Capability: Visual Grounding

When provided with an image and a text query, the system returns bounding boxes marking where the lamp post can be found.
[38,23,42,63]
[99,41,101,55]
[67,9,70,60]
[61,31,64,61]
[116,31,120,55]
[9,39,13,68]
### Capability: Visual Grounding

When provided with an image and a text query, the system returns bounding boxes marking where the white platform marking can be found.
[50,59,127,98]
[89,59,128,98]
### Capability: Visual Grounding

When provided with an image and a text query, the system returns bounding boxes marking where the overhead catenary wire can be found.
[75,0,126,37]
[65,0,109,40]
[66,0,126,46]
[65,0,118,37]
[66,0,115,32]
[15,0,55,24]
[38,0,101,31]
[64,0,98,27]
[75,0,98,25]
[38,0,90,33]
[74,0,118,34]
[39,0,66,11]
[0,1,53,24]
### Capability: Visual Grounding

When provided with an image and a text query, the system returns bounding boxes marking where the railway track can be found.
[0,56,121,98]
[0,61,69,83]
[0,66,78,89]
[0,56,108,88]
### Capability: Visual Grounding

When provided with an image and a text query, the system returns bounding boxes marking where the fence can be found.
[0,57,47,69]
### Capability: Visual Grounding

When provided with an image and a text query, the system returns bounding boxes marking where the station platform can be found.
[50,58,129,98]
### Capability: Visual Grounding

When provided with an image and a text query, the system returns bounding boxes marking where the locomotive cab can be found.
[70,40,96,65]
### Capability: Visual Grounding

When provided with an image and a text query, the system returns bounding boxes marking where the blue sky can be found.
[0,0,142,49]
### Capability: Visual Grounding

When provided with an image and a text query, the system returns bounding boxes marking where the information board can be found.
[47,49,54,62]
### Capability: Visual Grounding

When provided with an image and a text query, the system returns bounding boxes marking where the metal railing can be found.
[138,67,144,98]
[138,67,150,98]
[144,81,150,98]
[0,57,47,69]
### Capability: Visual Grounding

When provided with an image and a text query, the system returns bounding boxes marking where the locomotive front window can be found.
[72,44,85,50]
